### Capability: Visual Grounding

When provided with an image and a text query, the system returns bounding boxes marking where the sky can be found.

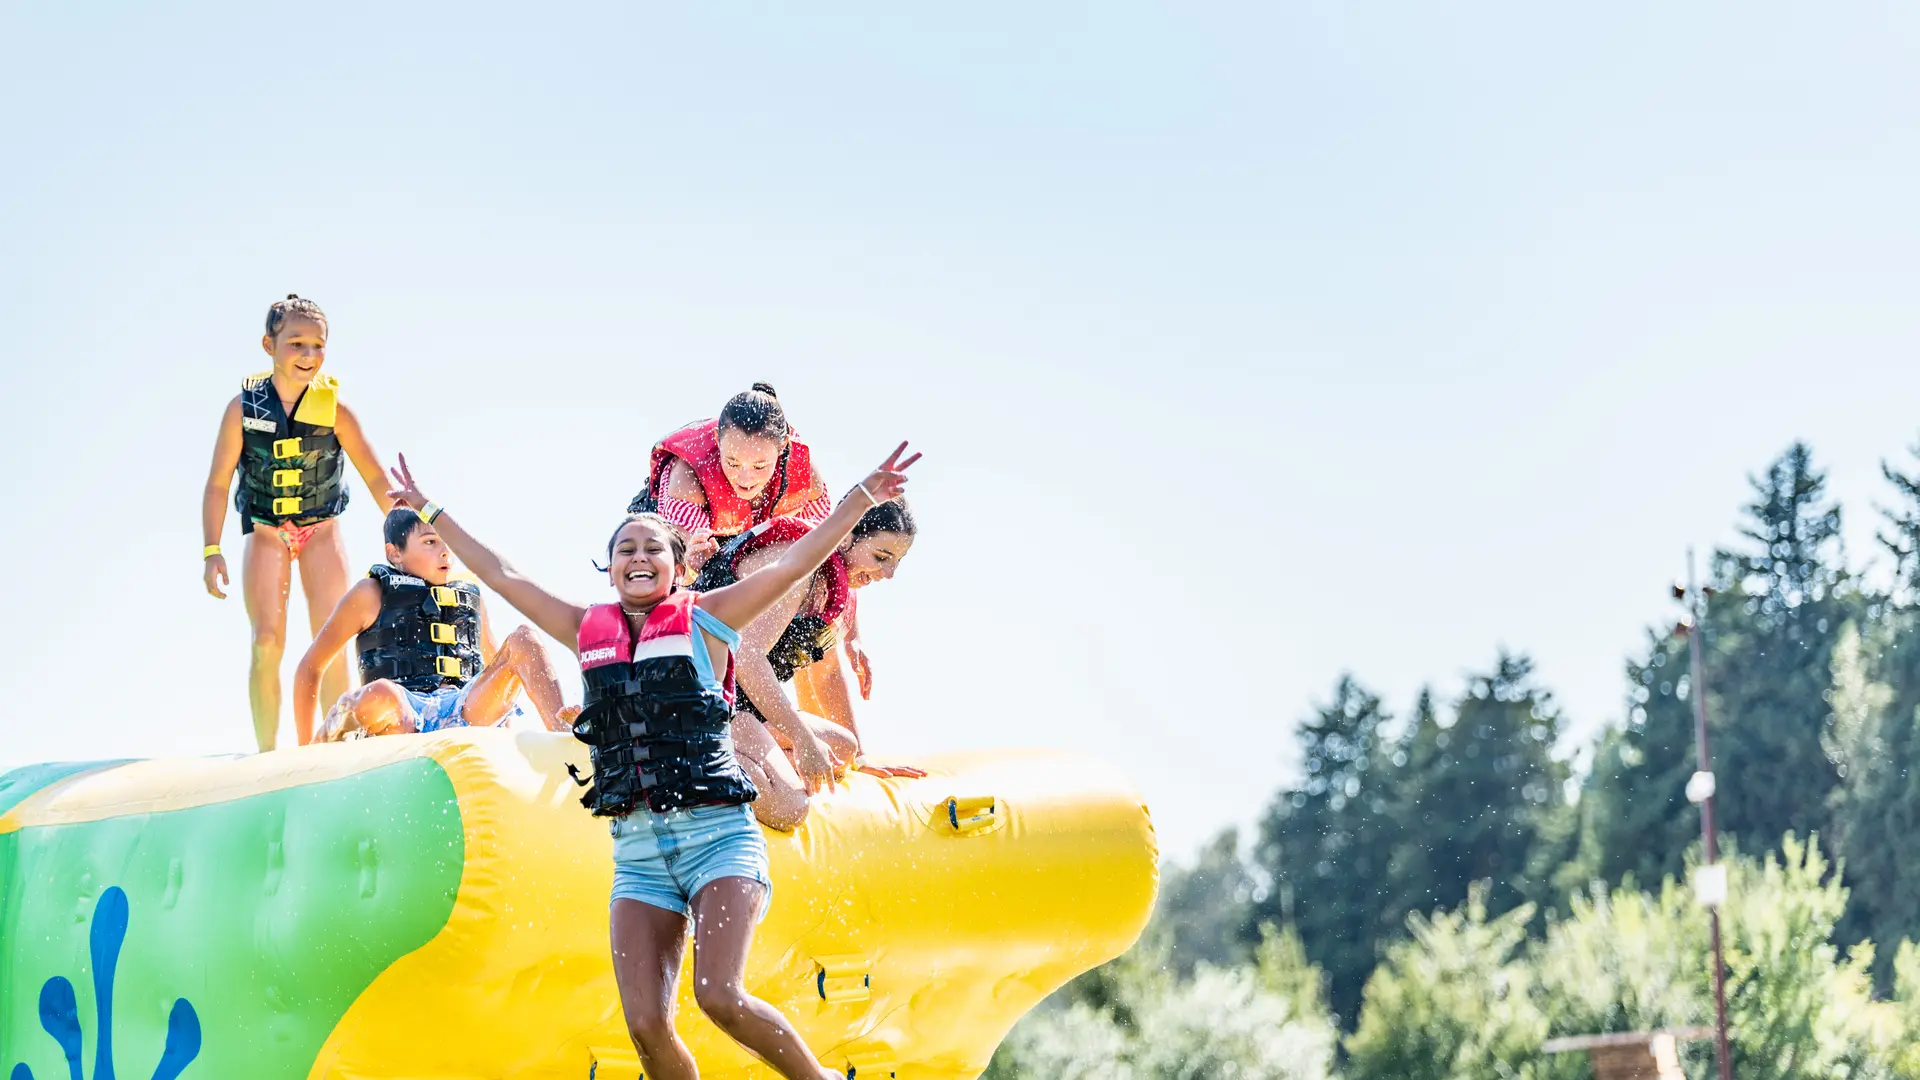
[5,3,1920,859]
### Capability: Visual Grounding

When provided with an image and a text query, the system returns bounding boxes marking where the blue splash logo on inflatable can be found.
[9,886,201,1080]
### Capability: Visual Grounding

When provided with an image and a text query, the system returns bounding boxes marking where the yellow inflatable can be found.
[0,729,1157,1079]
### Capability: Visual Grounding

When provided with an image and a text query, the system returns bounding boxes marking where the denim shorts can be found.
[403,685,470,733]
[402,684,522,733]
[609,802,771,918]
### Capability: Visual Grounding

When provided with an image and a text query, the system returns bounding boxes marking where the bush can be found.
[1345,885,1561,1080]
[986,924,1338,1080]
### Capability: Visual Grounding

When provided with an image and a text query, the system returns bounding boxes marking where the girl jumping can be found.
[387,441,919,1080]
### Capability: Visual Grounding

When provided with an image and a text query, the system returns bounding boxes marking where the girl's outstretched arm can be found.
[385,453,589,650]
[699,442,920,631]
[334,403,396,514]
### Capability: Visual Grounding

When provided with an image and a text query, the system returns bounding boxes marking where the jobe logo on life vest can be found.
[580,647,619,665]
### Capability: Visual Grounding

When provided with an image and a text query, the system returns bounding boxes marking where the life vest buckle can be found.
[430,622,457,644]
[271,496,303,516]
[435,656,463,678]
[272,437,303,459]
[272,468,303,488]
[430,585,462,607]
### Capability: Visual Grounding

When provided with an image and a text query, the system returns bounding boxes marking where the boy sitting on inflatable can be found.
[291,508,575,743]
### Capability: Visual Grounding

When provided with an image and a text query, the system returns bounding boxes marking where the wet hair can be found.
[383,507,429,557]
[595,512,690,573]
[716,383,789,441]
[852,497,916,542]
[265,293,327,340]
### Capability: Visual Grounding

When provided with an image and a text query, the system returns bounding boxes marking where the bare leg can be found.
[690,878,840,1080]
[611,898,698,1080]
[459,625,568,729]
[241,529,294,752]
[317,680,420,741]
[733,716,810,831]
[297,519,353,715]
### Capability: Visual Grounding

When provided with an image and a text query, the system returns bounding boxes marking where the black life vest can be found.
[356,565,483,695]
[693,519,850,682]
[572,593,758,816]
[234,371,349,527]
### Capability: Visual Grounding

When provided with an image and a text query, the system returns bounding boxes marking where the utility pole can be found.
[1674,548,1733,1080]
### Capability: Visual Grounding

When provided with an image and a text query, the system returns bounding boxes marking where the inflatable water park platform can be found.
[0,729,1157,1079]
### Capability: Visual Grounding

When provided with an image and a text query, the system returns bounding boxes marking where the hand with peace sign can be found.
[849,441,921,508]
[697,440,926,659]
[384,452,431,512]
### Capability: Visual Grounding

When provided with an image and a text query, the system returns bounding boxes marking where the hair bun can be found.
[286,293,301,300]
[751,382,778,398]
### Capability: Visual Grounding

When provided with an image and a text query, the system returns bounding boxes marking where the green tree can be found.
[1571,613,1730,893]
[986,922,1339,1080]
[1719,835,1892,1078]
[1531,878,1713,1078]
[1154,827,1260,975]
[1833,440,1920,986]
[1384,655,1572,932]
[1345,886,1564,1080]
[1251,675,1399,1026]
[1710,441,1851,852]
[1346,837,1902,1080]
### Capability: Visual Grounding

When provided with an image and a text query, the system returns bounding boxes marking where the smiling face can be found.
[387,520,454,585]
[843,530,914,589]
[260,315,327,389]
[716,429,785,502]
[608,518,683,608]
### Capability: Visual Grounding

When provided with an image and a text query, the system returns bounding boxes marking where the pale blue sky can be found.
[5,4,1920,856]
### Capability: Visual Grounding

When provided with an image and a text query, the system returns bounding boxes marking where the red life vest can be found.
[571,591,756,815]
[646,418,823,536]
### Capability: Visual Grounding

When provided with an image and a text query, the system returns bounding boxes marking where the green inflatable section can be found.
[0,758,464,1080]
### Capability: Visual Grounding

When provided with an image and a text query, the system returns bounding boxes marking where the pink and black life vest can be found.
[572,591,757,816]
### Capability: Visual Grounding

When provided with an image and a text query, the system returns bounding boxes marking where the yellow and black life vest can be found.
[234,371,349,527]
[356,565,483,695]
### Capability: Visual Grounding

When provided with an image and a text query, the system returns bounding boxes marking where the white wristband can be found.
[857,483,880,508]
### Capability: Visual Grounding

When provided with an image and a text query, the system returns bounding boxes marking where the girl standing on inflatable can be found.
[200,295,394,751]
[388,442,919,1080]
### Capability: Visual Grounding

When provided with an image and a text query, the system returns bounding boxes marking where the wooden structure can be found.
[1541,1029,1714,1080]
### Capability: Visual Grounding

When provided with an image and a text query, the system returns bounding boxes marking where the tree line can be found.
[989,438,1920,1079]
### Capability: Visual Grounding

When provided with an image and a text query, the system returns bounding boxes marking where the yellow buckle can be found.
[272,469,302,488]
[271,497,302,516]
[430,586,460,607]
[430,622,457,645]
[272,437,303,459]
[435,656,463,678]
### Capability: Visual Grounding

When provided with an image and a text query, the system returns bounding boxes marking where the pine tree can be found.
[1251,675,1399,1027]
[1830,439,1920,981]
[1572,626,1717,891]
[1383,655,1571,935]
[1710,441,1850,852]
[1153,827,1261,974]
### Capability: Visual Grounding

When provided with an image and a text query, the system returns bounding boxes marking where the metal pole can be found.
[1684,548,1734,1080]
